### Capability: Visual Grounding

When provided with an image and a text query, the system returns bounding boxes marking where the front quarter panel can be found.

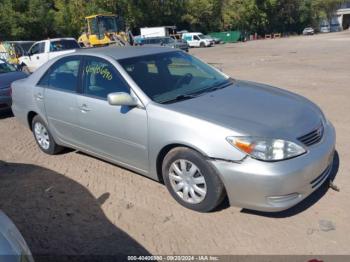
[147,103,247,180]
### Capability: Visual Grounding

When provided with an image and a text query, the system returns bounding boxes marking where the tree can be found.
[0,0,24,40]
[0,0,347,41]
[313,0,345,23]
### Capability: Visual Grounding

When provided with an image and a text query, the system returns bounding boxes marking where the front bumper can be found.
[210,121,336,212]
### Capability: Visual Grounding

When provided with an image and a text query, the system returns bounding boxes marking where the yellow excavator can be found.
[78,14,131,48]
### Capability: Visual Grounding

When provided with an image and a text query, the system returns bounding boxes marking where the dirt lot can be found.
[0,31,349,260]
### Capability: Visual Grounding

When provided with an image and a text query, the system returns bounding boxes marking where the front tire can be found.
[32,115,63,155]
[162,147,225,212]
[200,42,205,48]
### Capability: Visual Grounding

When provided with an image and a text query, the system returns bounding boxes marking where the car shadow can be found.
[241,151,340,218]
[0,161,150,262]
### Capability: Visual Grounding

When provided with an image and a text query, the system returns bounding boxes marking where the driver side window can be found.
[194,36,200,41]
[29,43,44,55]
[29,44,40,55]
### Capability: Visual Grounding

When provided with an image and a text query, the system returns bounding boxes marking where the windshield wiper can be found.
[160,79,234,104]
[161,94,196,104]
[210,78,234,90]
[189,79,233,97]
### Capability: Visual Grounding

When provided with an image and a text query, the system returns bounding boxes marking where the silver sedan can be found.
[0,211,34,262]
[11,47,336,212]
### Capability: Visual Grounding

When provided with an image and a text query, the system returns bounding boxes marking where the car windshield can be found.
[163,38,175,44]
[49,40,80,52]
[118,51,230,104]
[198,34,205,39]
[0,60,17,74]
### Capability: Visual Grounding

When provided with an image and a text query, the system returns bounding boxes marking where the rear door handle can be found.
[34,93,44,101]
[79,104,91,113]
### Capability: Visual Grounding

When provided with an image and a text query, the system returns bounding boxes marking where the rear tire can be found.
[162,147,225,212]
[32,115,63,155]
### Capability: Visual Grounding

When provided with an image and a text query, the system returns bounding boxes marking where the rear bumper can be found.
[210,121,336,212]
[0,96,12,111]
[178,46,189,52]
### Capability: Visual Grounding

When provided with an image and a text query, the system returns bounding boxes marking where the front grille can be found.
[298,124,324,147]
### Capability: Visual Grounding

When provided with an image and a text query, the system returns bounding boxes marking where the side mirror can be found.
[107,92,138,107]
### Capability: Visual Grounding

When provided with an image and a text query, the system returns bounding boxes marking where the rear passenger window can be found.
[82,57,129,99]
[38,57,80,92]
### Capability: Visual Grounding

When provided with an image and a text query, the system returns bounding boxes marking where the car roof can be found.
[7,41,35,44]
[75,46,177,60]
[144,37,170,40]
[184,32,202,35]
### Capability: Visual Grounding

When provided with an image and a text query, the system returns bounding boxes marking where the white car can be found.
[19,38,80,73]
[303,27,315,35]
[320,24,331,33]
[182,32,213,48]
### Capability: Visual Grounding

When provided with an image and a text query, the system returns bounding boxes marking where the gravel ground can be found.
[0,31,349,260]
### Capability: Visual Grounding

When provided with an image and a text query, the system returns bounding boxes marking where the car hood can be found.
[166,80,323,139]
[0,71,27,89]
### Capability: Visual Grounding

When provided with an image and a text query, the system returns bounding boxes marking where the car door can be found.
[185,35,195,47]
[40,56,82,146]
[28,42,47,71]
[23,43,39,71]
[76,56,149,172]
[193,35,201,47]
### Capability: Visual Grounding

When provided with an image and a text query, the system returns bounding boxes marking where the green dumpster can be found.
[208,31,241,43]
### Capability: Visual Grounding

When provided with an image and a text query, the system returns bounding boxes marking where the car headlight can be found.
[226,136,306,161]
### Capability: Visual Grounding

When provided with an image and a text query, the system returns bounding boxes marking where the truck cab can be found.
[19,38,80,73]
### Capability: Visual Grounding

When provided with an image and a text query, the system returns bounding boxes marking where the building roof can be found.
[336,8,350,15]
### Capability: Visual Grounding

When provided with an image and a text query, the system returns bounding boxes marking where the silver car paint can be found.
[0,211,34,261]
[11,47,336,211]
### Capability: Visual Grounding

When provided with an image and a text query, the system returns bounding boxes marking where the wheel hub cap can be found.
[34,122,50,150]
[169,159,207,204]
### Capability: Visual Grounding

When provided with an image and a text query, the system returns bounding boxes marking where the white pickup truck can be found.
[19,38,80,73]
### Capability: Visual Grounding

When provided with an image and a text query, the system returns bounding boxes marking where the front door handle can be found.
[79,104,91,113]
[34,93,44,101]
[36,56,39,60]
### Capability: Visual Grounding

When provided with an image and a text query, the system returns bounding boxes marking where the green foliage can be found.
[0,0,346,40]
